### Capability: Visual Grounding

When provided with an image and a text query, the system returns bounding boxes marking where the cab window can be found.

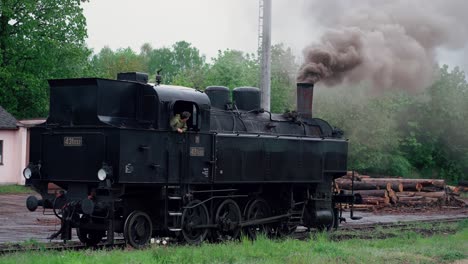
[172,101,199,131]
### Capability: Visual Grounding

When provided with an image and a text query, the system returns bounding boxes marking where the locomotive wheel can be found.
[318,209,339,232]
[214,199,242,241]
[244,198,272,239]
[77,216,104,247]
[181,200,210,244]
[317,209,337,232]
[123,210,153,248]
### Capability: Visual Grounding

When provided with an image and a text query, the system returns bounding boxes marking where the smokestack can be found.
[296,82,314,119]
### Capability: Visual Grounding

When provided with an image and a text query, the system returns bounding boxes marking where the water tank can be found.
[233,87,261,111]
[205,86,230,109]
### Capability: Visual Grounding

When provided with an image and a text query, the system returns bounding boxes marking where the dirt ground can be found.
[0,194,61,243]
[0,193,467,244]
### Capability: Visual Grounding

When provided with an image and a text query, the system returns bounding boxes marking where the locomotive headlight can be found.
[23,167,32,179]
[97,168,107,181]
[97,164,112,181]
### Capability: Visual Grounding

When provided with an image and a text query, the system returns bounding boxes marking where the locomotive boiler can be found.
[24,72,354,248]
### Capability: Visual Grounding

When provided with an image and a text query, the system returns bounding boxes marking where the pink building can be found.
[0,106,44,185]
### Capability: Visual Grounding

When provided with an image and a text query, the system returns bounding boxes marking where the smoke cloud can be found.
[297,0,468,92]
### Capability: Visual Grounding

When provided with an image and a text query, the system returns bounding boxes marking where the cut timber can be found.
[446,185,459,194]
[337,179,403,191]
[388,189,398,204]
[398,196,424,202]
[395,191,446,199]
[360,179,408,191]
[396,192,416,197]
[358,180,422,192]
[362,178,445,188]
[421,187,444,192]
[351,204,376,211]
[335,180,379,190]
[417,191,446,198]
[401,182,423,192]
[386,182,404,192]
[344,190,389,198]
[361,197,390,205]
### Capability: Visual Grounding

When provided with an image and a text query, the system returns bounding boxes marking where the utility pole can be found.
[259,0,271,111]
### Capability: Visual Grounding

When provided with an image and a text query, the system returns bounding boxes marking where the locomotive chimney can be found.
[296,82,314,119]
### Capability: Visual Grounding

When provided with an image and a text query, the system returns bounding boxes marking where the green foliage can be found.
[0,0,91,118]
[399,66,468,182]
[204,49,259,90]
[91,47,146,79]
[0,185,33,194]
[270,44,297,113]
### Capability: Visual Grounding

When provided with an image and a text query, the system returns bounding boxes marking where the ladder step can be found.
[166,185,180,189]
[168,196,182,200]
[169,228,182,232]
[168,211,182,216]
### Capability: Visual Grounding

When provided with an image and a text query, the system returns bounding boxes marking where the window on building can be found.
[0,140,3,165]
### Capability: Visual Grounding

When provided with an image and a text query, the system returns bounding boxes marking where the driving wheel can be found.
[181,200,210,244]
[244,198,272,239]
[214,199,242,241]
[123,210,153,248]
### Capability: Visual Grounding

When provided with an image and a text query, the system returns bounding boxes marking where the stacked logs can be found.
[335,172,466,211]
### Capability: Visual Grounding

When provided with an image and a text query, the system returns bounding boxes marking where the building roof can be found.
[0,105,18,129]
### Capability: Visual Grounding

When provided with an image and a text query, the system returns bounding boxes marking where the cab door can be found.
[166,133,186,184]
[186,133,213,183]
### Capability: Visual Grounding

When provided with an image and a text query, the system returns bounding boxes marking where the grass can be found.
[0,184,34,194]
[1,222,467,264]
[460,192,468,199]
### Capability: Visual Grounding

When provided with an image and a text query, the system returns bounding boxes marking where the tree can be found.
[0,0,91,118]
[142,41,206,84]
[400,65,468,182]
[270,44,298,113]
[91,47,146,79]
[204,50,259,90]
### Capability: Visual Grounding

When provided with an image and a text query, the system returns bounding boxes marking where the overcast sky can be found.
[82,0,467,72]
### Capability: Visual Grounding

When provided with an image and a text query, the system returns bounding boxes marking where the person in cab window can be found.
[170,111,191,133]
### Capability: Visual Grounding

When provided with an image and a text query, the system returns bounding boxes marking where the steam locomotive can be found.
[24,72,354,248]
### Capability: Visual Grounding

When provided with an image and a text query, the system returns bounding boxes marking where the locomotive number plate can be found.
[64,136,82,147]
[190,147,205,157]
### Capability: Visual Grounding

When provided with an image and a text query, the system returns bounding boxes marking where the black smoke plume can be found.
[297,0,468,92]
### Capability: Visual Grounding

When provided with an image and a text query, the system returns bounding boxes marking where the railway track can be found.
[1,216,466,255]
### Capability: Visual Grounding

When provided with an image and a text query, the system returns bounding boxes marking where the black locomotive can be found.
[24,72,354,248]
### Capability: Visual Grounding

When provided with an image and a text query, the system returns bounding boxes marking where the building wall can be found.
[0,128,27,185]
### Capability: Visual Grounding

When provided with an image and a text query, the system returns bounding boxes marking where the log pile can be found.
[336,171,467,211]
